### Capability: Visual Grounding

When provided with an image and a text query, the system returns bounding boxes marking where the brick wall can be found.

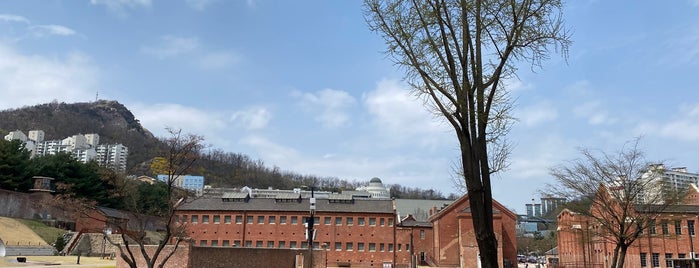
[116,244,328,268]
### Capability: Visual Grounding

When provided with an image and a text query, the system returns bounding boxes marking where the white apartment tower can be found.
[28,130,44,143]
[84,133,99,147]
[96,144,128,172]
[4,130,27,142]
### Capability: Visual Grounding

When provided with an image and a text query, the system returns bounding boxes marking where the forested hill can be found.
[0,100,161,169]
[0,100,451,199]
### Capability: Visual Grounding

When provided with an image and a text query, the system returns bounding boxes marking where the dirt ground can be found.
[0,256,115,268]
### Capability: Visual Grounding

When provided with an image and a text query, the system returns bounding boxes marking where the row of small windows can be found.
[644,219,695,236]
[177,214,394,227]
[196,239,409,252]
[639,252,681,267]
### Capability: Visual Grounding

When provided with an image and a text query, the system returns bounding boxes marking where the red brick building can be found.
[558,185,699,268]
[429,195,518,268]
[176,192,398,267]
[175,192,517,267]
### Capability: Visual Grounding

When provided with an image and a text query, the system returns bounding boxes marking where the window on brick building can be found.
[324,217,331,225]
[665,253,672,267]
[358,217,365,226]
[245,240,252,247]
[358,242,364,251]
[247,216,253,224]
[315,217,320,225]
[380,243,385,252]
[679,253,686,259]
[335,217,342,225]
[369,243,376,252]
[224,215,231,224]
[398,244,402,251]
[675,220,682,235]
[269,216,276,224]
[652,253,660,267]
[313,242,319,249]
[420,229,425,240]
[202,215,209,224]
[649,219,656,234]
[641,253,647,267]
[389,244,394,252]
[280,216,287,224]
[200,240,207,246]
[211,240,218,247]
[278,241,286,248]
[213,215,220,224]
[335,242,342,251]
[369,218,376,226]
[346,242,353,251]
[267,241,274,248]
[290,241,297,248]
[222,240,230,247]
[192,215,199,224]
[301,242,308,249]
[406,244,410,251]
[291,216,298,224]
[662,220,669,235]
[380,218,385,226]
[346,217,353,225]
[234,240,241,247]
[182,215,188,223]
[235,215,242,224]
[258,216,265,224]
[256,241,263,248]
[388,218,394,226]
[689,220,696,236]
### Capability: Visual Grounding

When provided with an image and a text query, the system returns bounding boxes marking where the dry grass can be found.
[0,217,47,247]
[0,256,115,267]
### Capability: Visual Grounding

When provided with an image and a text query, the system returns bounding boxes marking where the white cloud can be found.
[0,14,76,40]
[0,14,29,24]
[230,107,272,130]
[90,0,151,13]
[573,101,615,125]
[142,36,236,69]
[185,0,222,11]
[363,79,451,148]
[0,44,98,110]
[29,25,77,37]
[129,103,226,139]
[516,101,558,126]
[637,103,699,142]
[294,88,357,128]
[141,36,199,59]
[197,51,237,69]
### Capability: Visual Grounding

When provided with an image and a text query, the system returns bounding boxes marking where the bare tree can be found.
[112,128,204,268]
[364,0,570,266]
[548,139,684,268]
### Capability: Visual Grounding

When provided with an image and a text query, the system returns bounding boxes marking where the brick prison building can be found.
[175,191,517,268]
[176,192,398,267]
[558,185,699,268]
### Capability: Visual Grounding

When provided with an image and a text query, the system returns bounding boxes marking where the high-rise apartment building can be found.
[96,144,128,172]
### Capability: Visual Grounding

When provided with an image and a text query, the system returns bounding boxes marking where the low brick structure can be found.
[116,244,326,268]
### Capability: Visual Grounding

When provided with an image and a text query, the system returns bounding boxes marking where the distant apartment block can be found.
[4,130,128,172]
[157,174,205,195]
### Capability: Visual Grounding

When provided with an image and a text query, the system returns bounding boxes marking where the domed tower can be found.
[357,177,390,199]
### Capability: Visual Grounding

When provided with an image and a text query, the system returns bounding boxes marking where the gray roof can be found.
[178,197,394,214]
[222,192,249,199]
[98,206,129,219]
[634,204,699,213]
[394,199,454,222]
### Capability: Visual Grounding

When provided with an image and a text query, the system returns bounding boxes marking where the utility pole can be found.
[307,187,315,268]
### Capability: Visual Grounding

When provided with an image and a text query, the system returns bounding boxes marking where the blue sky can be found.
[1,0,699,214]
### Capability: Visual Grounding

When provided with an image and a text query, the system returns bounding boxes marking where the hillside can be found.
[0,100,161,171]
[0,100,450,199]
